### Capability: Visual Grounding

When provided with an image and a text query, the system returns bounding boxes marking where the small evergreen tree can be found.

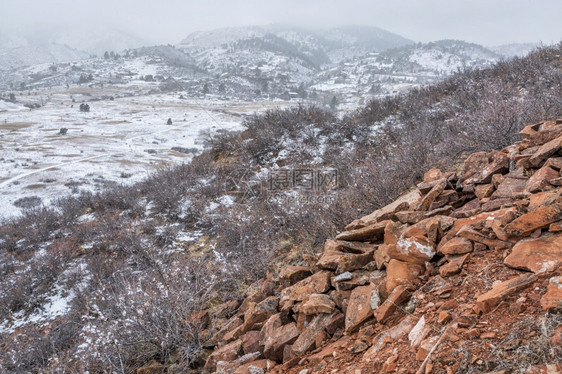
[329,96,338,110]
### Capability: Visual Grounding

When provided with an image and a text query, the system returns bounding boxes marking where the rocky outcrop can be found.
[142,119,562,374]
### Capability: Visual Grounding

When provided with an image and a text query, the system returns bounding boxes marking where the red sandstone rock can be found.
[374,285,410,323]
[526,165,559,193]
[280,271,331,307]
[385,259,423,291]
[263,322,300,362]
[540,276,562,311]
[301,294,336,315]
[504,203,562,237]
[344,283,378,333]
[438,237,473,255]
[476,273,537,313]
[529,134,562,167]
[205,339,244,372]
[504,234,562,273]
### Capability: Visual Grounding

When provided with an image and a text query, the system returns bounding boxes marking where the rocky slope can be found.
[154,120,562,374]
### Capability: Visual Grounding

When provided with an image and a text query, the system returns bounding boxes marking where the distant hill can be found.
[491,42,539,57]
[312,39,502,97]
[178,24,415,65]
[0,43,90,71]
[0,23,150,56]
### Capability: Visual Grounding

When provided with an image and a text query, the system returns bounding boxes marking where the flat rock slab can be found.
[387,236,435,265]
[504,234,562,273]
[476,273,537,313]
[505,203,562,237]
[438,237,473,255]
[529,134,562,167]
[350,189,422,228]
[374,285,410,323]
[336,220,391,242]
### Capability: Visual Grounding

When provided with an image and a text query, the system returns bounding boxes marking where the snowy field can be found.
[0,87,291,218]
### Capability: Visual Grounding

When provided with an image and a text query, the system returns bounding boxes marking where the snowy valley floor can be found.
[0,86,292,218]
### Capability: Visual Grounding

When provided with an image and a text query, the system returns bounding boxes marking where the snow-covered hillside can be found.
[0,23,150,56]
[0,86,293,218]
[310,40,502,103]
[491,42,539,57]
[179,24,414,65]
[0,44,90,71]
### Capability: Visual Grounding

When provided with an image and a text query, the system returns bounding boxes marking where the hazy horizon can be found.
[0,0,561,50]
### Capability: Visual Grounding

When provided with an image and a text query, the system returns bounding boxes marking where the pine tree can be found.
[329,96,338,109]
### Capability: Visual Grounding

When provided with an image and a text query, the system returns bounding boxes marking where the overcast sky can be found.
[1,0,561,46]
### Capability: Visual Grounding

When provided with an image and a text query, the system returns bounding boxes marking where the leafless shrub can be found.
[103,258,216,371]
[13,195,42,209]
[455,313,562,374]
